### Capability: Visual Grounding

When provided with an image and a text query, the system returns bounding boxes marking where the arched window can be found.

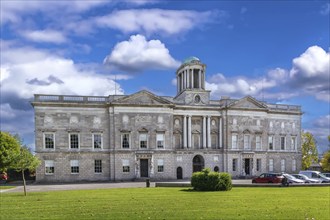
[214,166,219,172]
[193,155,204,173]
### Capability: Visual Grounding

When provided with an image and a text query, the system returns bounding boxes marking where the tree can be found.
[12,146,40,196]
[0,131,21,172]
[301,132,318,170]
[320,135,330,171]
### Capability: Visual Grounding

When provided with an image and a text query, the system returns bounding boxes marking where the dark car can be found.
[252,173,284,183]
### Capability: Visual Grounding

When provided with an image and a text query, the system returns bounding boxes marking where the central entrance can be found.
[192,155,204,173]
[244,158,250,175]
[140,159,149,178]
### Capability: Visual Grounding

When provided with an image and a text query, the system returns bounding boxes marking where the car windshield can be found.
[298,174,308,179]
[283,174,295,179]
[319,173,328,178]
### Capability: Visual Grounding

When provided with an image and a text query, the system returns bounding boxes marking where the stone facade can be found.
[32,57,302,182]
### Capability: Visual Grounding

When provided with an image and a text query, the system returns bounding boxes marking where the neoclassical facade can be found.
[32,57,302,182]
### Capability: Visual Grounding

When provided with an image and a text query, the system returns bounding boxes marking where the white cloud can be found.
[20,29,68,44]
[320,3,330,15]
[104,34,180,72]
[94,9,220,36]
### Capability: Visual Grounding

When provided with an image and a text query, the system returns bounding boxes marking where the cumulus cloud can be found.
[104,34,180,73]
[20,29,68,44]
[94,9,220,36]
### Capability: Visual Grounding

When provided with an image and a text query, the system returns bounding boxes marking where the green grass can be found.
[1,187,329,219]
[0,186,15,190]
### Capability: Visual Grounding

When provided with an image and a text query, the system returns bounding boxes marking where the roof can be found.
[183,56,200,64]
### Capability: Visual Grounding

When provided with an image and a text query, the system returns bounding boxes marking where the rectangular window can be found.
[232,135,238,149]
[122,133,130,148]
[269,159,274,172]
[281,159,285,172]
[268,136,273,150]
[122,159,130,173]
[256,159,261,172]
[45,160,54,174]
[70,160,79,174]
[70,134,79,149]
[244,135,250,150]
[140,133,147,148]
[292,159,296,172]
[291,137,296,150]
[256,136,261,150]
[280,136,286,150]
[157,133,164,149]
[157,159,164,172]
[232,159,237,171]
[93,134,102,149]
[44,133,55,149]
[94,160,102,173]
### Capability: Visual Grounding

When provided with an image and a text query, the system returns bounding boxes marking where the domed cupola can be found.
[174,56,210,105]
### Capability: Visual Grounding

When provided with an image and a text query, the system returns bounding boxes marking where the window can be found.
[232,135,238,149]
[214,166,219,172]
[244,135,250,150]
[281,159,285,172]
[45,160,54,174]
[122,159,130,173]
[94,160,102,173]
[44,133,55,149]
[93,134,102,149]
[269,159,274,172]
[157,159,164,172]
[280,136,286,150]
[70,133,79,149]
[268,136,273,150]
[292,159,296,172]
[256,136,261,150]
[122,133,130,148]
[291,137,296,150]
[214,156,219,162]
[232,159,237,171]
[176,156,182,162]
[256,159,261,172]
[211,134,217,149]
[70,160,79,174]
[139,133,147,148]
[157,133,164,149]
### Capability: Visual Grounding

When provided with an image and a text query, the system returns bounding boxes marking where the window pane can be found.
[122,134,130,148]
[70,134,79,148]
[140,133,147,148]
[157,134,164,148]
[45,134,54,149]
[93,134,102,149]
[95,160,102,173]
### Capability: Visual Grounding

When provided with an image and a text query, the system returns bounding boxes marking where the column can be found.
[183,116,187,148]
[191,69,194,89]
[203,116,206,148]
[188,115,192,148]
[202,71,205,89]
[207,116,211,148]
[198,70,201,89]
[180,72,183,92]
[187,69,190,89]
[177,75,179,93]
[219,117,222,148]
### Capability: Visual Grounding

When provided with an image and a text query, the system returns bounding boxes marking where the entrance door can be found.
[177,167,183,179]
[244,158,250,175]
[140,159,149,178]
[193,155,204,173]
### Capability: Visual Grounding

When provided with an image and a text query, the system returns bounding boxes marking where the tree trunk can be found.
[22,169,27,196]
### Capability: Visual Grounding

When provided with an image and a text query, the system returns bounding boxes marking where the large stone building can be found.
[32,57,302,182]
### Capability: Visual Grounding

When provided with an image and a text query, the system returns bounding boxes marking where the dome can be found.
[183,56,200,64]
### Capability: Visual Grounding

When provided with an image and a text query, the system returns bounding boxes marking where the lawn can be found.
[1,187,329,219]
[0,186,15,190]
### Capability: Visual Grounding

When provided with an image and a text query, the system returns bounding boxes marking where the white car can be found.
[282,174,305,184]
[292,174,321,183]
[299,171,330,183]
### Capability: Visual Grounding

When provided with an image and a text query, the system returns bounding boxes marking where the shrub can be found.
[191,168,232,191]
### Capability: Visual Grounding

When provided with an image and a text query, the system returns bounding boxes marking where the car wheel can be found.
[252,180,256,183]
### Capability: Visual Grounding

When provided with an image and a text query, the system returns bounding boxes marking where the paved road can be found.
[0,179,252,193]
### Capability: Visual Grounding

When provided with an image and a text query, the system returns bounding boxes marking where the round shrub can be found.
[191,168,232,191]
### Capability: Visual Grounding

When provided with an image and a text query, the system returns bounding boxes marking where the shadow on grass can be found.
[180,188,230,193]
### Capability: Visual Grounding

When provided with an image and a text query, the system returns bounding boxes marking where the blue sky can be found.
[1,0,329,153]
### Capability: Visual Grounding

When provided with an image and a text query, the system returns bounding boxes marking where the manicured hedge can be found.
[191,168,232,191]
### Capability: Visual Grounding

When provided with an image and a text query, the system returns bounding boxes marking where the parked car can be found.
[321,173,330,178]
[299,170,330,183]
[292,174,321,183]
[282,174,304,184]
[252,173,284,183]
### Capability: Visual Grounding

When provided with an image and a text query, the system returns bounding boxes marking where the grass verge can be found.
[0,186,16,190]
[1,187,329,219]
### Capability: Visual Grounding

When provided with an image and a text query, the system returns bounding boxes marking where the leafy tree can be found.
[320,135,330,171]
[12,146,40,196]
[0,131,21,172]
[301,132,318,170]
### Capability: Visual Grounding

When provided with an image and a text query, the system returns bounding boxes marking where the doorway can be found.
[177,167,183,179]
[192,155,204,173]
[244,158,250,175]
[140,159,149,178]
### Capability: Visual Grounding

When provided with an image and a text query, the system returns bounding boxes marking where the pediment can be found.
[228,96,268,110]
[112,90,173,106]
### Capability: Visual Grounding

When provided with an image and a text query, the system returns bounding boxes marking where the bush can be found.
[191,168,232,191]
